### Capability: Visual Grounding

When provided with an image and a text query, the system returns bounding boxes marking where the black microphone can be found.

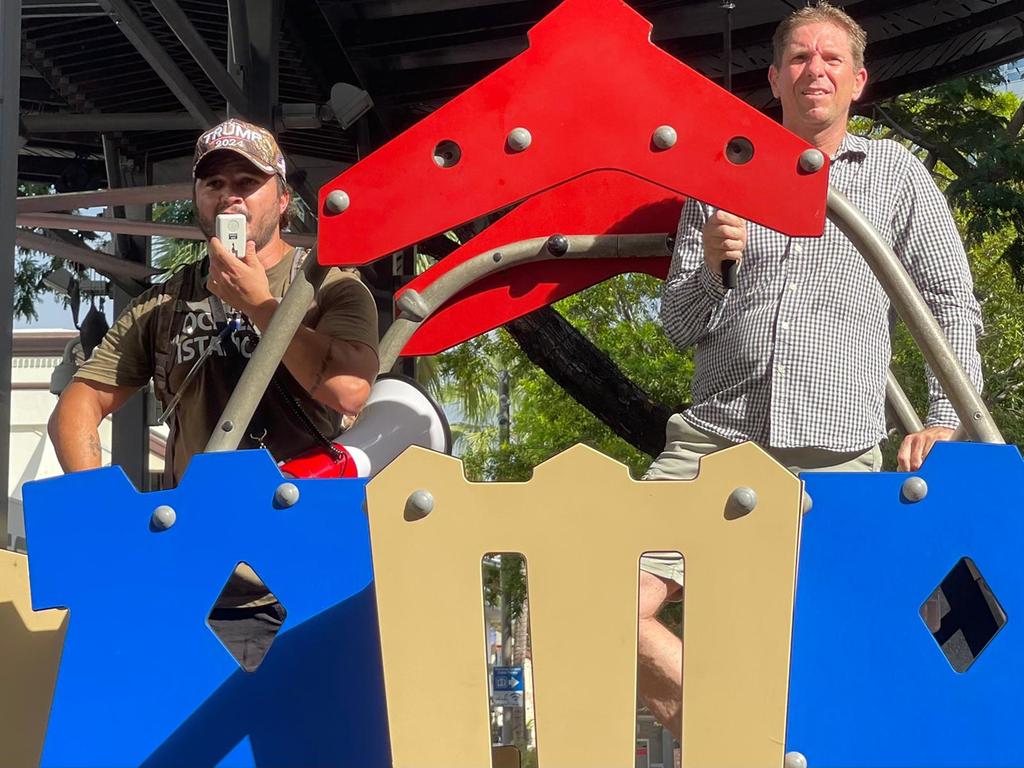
[722,258,739,289]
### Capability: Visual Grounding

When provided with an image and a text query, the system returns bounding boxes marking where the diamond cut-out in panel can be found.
[206,562,286,672]
[920,557,1006,673]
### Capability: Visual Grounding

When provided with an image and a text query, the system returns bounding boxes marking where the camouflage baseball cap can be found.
[192,118,287,181]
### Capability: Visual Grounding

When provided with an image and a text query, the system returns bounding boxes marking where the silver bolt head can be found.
[799,148,825,173]
[784,751,808,768]
[901,476,928,503]
[507,127,532,152]
[801,490,813,514]
[405,489,435,521]
[727,486,758,513]
[325,189,350,214]
[652,125,677,150]
[275,482,300,508]
[151,505,176,531]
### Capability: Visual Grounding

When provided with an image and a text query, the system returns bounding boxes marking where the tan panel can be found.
[0,549,67,768]
[367,443,802,768]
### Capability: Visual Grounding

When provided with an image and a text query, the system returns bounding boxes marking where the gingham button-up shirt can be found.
[661,133,983,451]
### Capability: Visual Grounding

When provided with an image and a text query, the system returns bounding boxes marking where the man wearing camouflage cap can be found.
[49,118,379,658]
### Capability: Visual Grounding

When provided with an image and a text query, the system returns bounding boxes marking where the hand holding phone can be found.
[215,213,247,259]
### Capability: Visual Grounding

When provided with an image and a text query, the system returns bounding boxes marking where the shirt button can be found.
[777,364,786,374]
[788,282,798,291]
[793,244,803,255]
[781,321,790,330]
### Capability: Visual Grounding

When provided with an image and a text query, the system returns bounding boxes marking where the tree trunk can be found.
[505,306,673,458]
[511,597,530,751]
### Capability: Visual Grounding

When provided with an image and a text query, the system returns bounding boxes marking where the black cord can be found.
[271,374,344,461]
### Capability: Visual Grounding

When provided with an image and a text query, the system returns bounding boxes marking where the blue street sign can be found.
[493,666,524,692]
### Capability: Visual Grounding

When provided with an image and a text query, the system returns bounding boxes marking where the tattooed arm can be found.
[245,300,378,416]
[48,380,139,473]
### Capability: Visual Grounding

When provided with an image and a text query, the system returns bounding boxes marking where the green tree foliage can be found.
[868,72,1024,282]
[435,273,691,481]
[14,253,49,322]
[13,181,106,322]
[152,199,204,273]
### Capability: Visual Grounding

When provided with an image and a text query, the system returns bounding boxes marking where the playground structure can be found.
[2,0,1021,766]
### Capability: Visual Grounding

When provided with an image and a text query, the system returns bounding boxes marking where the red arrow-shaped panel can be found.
[317,0,828,267]
[398,171,680,356]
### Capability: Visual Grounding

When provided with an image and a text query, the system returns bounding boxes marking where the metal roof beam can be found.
[354,0,529,19]
[151,0,251,117]
[227,0,278,128]
[16,211,315,248]
[15,229,158,282]
[867,0,1024,59]
[864,36,1024,103]
[96,0,218,127]
[16,181,192,213]
[23,112,202,132]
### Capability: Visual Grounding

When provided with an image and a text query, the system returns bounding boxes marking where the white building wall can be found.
[6,330,166,551]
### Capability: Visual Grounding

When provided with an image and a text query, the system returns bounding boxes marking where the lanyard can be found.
[154,296,239,425]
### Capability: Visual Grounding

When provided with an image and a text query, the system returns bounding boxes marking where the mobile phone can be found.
[215,213,247,259]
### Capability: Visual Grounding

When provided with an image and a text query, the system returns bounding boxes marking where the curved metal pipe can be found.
[885,370,923,436]
[205,250,331,453]
[377,233,670,373]
[826,188,1002,443]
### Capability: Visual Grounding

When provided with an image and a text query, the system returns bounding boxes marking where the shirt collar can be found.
[832,132,869,162]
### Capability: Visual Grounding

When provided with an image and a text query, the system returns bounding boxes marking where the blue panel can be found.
[787,442,1024,768]
[23,450,390,768]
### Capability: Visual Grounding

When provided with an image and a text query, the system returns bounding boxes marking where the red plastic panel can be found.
[318,0,828,267]
[399,171,679,356]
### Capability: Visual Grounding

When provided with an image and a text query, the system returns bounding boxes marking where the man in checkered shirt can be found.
[636,2,983,739]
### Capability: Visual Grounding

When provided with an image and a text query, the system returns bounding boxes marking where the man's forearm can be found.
[246,299,375,415]
[661,263,727,349]
[48,400,105,474]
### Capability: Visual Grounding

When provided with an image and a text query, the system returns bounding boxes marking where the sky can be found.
[16,292,102,331]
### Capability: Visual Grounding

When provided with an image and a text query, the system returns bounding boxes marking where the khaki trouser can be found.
[640,414,882,587]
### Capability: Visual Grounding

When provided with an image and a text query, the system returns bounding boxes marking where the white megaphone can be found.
[279,373,451,480]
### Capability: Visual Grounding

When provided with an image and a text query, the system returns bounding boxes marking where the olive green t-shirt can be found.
[76,249,378,609]
[75,249,379,483]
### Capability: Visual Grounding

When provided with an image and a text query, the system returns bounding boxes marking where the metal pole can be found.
[102,136,150,490]
[885,369,923,436]
[499,556,513,746]
[236,0,279,129]
[826,187,1002,443]
[0,0,20,548]
[204,252,330,452]
[376,233,669,373]
[498,370,510,447]
[721,1,735,93]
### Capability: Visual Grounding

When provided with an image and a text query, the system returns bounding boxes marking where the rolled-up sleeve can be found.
[892,152,983,428]
[660,199,729,351]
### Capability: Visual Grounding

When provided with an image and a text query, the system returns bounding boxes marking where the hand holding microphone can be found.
[215,213,247,259]
[702,210,747,289]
